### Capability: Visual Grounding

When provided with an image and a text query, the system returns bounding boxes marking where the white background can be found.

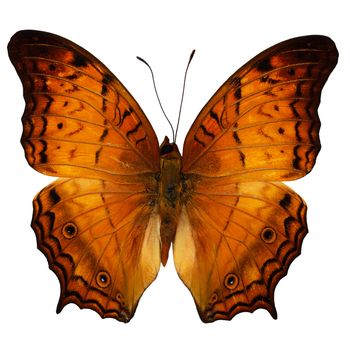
[1,0,348,349]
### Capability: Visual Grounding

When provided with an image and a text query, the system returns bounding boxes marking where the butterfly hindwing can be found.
[174,180,307,322]
[32,178,160,322]
[182,35,338,181]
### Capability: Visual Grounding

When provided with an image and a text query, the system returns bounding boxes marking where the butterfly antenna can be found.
[174,50,195,143]
[136,55,175,142]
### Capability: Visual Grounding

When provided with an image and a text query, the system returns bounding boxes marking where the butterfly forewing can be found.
[182,35,338,181]
[8,30,160,182]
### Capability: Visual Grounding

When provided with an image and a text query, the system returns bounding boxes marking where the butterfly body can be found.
[8,30,337,322]
[159,136,183,265]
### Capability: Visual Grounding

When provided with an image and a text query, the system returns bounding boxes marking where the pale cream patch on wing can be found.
[139,209,161,284]
[173,207,196,285]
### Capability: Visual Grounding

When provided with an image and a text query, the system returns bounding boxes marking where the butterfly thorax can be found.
[159,136,182,265]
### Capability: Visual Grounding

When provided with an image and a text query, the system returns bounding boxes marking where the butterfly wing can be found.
[33,178,160,322]
[8,30,159,181]
[182,35,338,181]
[8,30,161,321]
[174,181,306,322]
[175,36,338,322]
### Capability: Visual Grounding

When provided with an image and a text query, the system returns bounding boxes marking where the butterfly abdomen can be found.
[159,137,182,265]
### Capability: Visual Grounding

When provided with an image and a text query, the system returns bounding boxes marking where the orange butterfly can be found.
[8,31,337,322]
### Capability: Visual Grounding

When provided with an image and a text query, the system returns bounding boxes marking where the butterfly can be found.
[8,30,338,322]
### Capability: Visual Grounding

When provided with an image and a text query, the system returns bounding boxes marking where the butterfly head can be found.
[160,136,181,159]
